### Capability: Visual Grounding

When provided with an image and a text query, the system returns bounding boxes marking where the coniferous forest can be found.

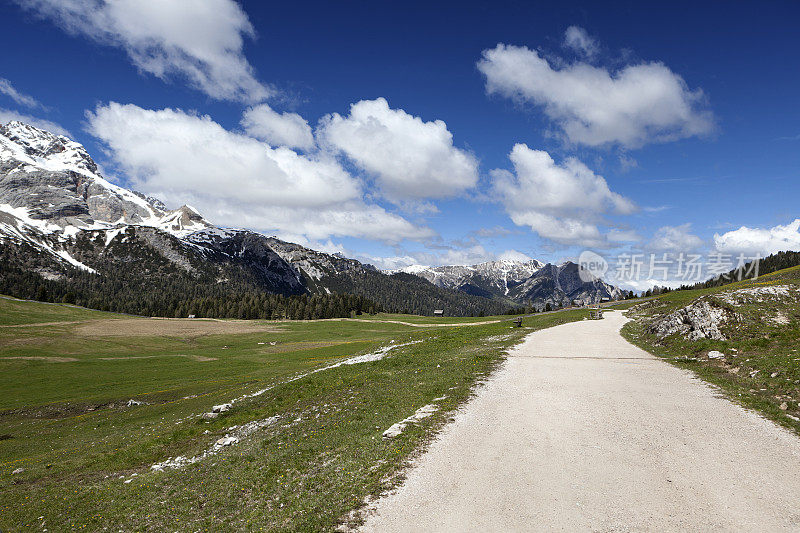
[0,231,510,319]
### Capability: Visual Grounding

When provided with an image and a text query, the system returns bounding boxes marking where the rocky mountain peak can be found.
[0,120,165,232]
[156,205,213,237]
[1,120,99,178]
[1,121,65,154]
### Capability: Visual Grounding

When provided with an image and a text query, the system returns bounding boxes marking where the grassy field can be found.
[0,295,123,326]
[622,265,800,435]
[0,296,585,531]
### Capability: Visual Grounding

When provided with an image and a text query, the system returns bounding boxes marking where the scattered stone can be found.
[383,404,439,439]
[716,285,797,305]
[152,456,193,471]
[707,350,725,359]
[771,372,779,378]
[202,412,219,420]
[212,403,231,413]
[216,436,238,446]
[729,367,740,374]
[750,370,760,378]
[11,468,24,475]
[788,415,800,422]
[780,402,788,411]
[123,478,133,484]
[127,399,144,407]
[769,312,790,325]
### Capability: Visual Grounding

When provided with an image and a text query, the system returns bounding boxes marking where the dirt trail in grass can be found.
[361,312,800,531]
[75,318,284,337]
[0,321,87,328]
[322,318,507,327]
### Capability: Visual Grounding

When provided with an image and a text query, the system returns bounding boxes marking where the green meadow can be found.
[0,296,585,531]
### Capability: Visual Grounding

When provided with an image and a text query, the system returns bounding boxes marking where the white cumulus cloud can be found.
[563,26,598,58]
[85,102,431,244]
[241,104,314,151]
[363,245,534,271]
[318,97,479,203]
[649,223,704,251]
[714,219,800,256]
[18,0,271,103]
[477,43,714,148]
[491,144,636,247]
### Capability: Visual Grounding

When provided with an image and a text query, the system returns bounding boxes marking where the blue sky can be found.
[1,0,799,288]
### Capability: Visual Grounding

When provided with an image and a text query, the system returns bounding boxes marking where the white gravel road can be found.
[361,311,800,532]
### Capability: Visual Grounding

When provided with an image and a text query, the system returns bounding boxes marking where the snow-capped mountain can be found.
[391,258,621,308]
[393,259,545,296]
[0,120,511,316]
[0,120,217,270]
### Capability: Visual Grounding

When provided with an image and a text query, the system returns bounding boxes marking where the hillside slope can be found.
[623,265,800,433]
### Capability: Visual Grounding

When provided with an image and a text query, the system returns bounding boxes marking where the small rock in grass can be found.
[216,436,238,446]
[212,403,231,413]
[780,402,788,411]
[771,372,779,378]
[202,412,219,420]
[707,350,725,359]
[11,468,24,475]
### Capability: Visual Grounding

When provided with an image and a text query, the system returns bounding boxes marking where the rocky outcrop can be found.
[649,298,741,341]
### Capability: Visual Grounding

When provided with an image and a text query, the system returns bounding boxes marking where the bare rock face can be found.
[649,298,741,341]
[0,121,160,228]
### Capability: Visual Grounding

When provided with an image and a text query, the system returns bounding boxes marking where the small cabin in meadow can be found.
[433,309,444,317]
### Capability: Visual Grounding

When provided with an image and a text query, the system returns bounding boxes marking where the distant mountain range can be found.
[0,120,621,316]
[389,259,622,309]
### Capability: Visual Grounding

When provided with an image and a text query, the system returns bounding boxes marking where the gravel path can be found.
[361,311,800,531]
